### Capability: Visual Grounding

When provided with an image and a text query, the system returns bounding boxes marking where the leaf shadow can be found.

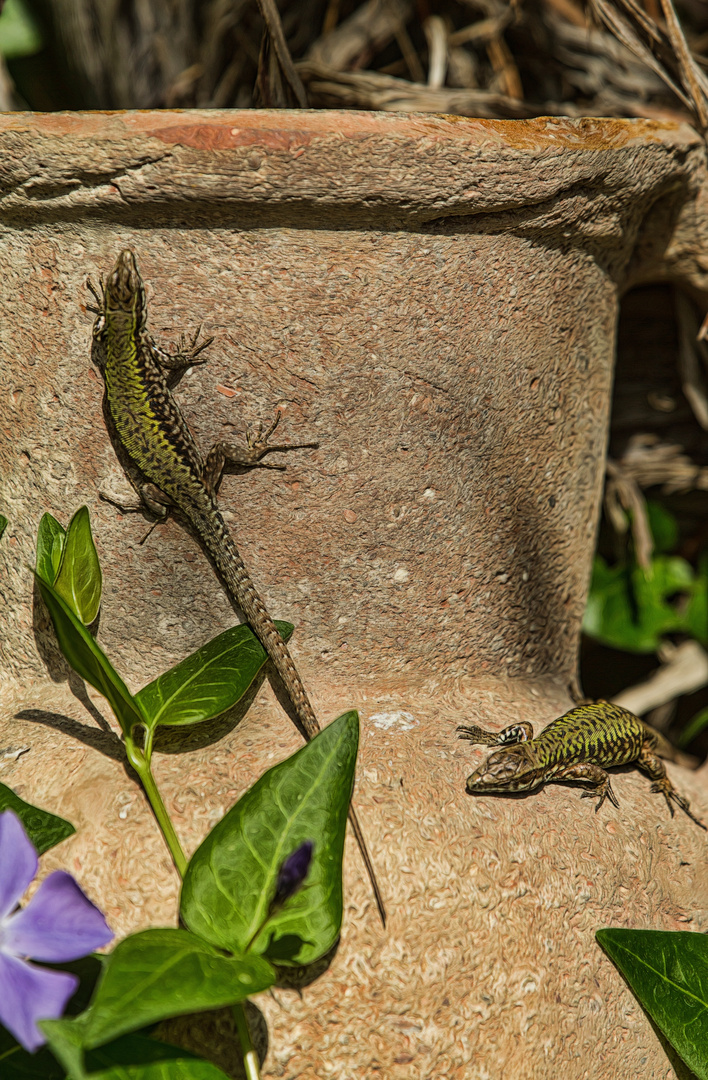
[271,935,340,991]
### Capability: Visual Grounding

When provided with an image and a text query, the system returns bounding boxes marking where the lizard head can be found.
[105,249,147,330]
[465,744,541,795]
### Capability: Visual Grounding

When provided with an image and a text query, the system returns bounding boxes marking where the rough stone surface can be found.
[1,111,708,1078]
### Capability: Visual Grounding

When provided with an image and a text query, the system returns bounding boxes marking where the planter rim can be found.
[0,107,700,150]
[0,108,703,229]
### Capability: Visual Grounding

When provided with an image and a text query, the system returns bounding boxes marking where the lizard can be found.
[457,699,706,829]
[87,248,387,925]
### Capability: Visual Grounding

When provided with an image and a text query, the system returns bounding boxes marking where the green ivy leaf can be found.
[30,1029,233,1080]
[597,928,708,1080]
[0,783,74,854]
[181,711,359,966]
[43,929,274,1053]
[84,1034,233,1079]
[646,501,679,554]
[54,507,102,625]
[0,0,42,59]
[37,576,144,738]
[36,513,66,586]
[685,555,708,647]
[135,622,293,730]
[0,514,7,540]
[583,554,696,653]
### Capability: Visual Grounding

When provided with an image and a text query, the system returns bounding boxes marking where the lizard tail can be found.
[189,503,387,926]
[641,721,700,770]
[192,501,320,739]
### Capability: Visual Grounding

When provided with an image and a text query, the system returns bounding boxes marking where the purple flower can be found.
[0,810,113,1053]
[271,840,314,911]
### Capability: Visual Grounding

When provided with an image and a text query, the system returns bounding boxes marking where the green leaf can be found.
[646,501,679,554]
[36,513,66,586]
[45,929,274,1052]
[0,514,7,540]
[54,507,102,625]
[181,710,359,966]
[0,783,75,853]
[583,554,696,653]
[0,0,42,59]
[85,1034,233,1080]
[85,1034,233,1079]
[597,928,708,1080]
[135,621,293,730]
[38,1018,86,1080]
[678,706,708,749]
[37,576,145,738]
[685,555,708,647]
[32,1028,234,1080]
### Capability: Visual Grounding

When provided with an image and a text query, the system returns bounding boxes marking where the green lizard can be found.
[87,248,386,924]
[458,699,706,829]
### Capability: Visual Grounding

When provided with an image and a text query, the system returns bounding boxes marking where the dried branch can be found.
[587,0,708,130]
[255,0,307,107]
[613,640,708,728]
[298,61,576,116]
[614,434,708,494]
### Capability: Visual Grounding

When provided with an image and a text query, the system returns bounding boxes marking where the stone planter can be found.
[1,110,708,1078]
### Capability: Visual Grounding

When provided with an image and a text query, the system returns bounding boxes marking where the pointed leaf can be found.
[37,1018,86,1079]
[37,576,144,738]
[135,621,294,729]
[86,1038,233,1080]
[0,514,7,540]
[597,928,708,1080]
[54,507,102,624]
[181,711,359,966]
[35,513,66,586]
[0,784,74,854]
[52,929,274,1051]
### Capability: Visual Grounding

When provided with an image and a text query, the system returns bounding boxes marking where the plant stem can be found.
[127,729,258,1080]
[233,1003,261,1080]
[124,730,187,878]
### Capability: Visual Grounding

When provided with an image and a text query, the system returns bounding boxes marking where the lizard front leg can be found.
[552,761,619,811]
[636,743,707,830]
[203,409,319,493]
[457,721,534,746]
[148,326,214,388]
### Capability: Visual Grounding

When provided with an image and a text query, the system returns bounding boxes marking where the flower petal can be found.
[0,950,78,1052]
[4,871,113,962]
[0,811,38,921]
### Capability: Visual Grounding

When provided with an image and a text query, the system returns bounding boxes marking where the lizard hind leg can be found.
[637,744,707,830]
[99,480,172,545]
[203,409,320,494]
[457,721,534,747]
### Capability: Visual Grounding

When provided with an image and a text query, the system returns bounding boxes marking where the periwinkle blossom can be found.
[270,840,314,914]
[0,810,113,1052]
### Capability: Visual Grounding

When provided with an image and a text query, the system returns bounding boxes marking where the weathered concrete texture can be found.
[1,111,708,1078]
[3,674,706,1079]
